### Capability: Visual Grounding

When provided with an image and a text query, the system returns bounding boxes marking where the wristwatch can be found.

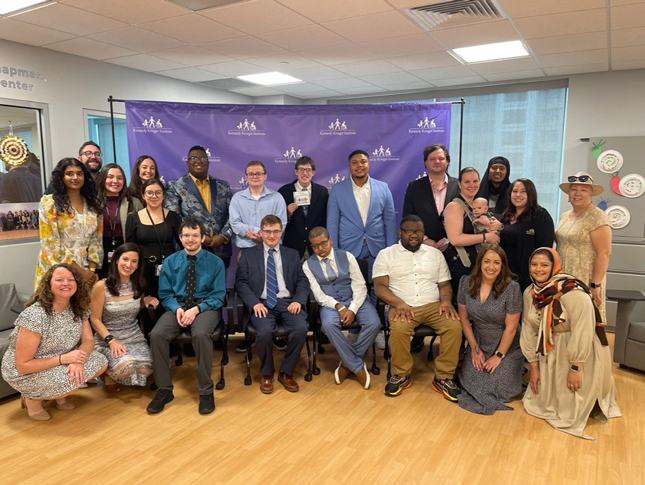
[104,334,115,344]
[590,282,602,289]
[495,351,505,359]
[570,364,581,372]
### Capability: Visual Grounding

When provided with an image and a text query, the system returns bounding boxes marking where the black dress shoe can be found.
[236,339,256,353]
[273,337,288,351]
[198,393,215,415]
[183,343,196,357]
[147,389,174,414]
[410,336,425,354]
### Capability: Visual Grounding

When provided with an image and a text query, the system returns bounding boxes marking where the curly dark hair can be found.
[49,158,101,214]
[128,155,158,200]
[28,263,91,320]
[105,242,145,298]
[96,163,134,212]
[467,244,516,300]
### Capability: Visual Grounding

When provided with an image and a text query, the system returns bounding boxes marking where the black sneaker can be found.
[147,389,174,414]
[273,337,287,351]
[410,336,425,354]
[235,339,256,353]
[384,375,411,397]
[432,377,460,402]
[198,393,215,415]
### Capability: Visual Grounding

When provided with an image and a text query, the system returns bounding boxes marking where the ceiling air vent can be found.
[403,0,503,31]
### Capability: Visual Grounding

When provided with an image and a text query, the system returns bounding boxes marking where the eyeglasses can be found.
[144,190,164,198]
[402,229,425,237]
[311,239,330,250]
[188,156,209,163]
[246,172,266,178]
[180,233,202,240]
[297,168,314,174]
[261,229,282,236]
[568,175,591,183]
[80,151,102,158]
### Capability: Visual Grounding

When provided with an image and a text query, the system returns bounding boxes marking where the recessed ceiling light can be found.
[451,40,529,64]
[1,0,53,15]
[237,72,303,87]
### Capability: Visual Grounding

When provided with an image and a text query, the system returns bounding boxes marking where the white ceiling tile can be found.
[358,71,424,86]
[247,53,321,71]
[610,0,645,5]
[468,57,541,75]
[140,14,245,44]
[44,37,138,60]
[334,60,402,77]
[611,3,645,29]
[302,89,344,98]
[12,3,127,36]
[537,49,608,68]
[612,59,645,70]
[149,46,234,66]
[0,18,76,46]
[279,66,347,81]
[60,0,189,24]
[385,81,434,91]
[256,25,349,52]
[106,54,187,72]
[229,85,286,96]
[358,34,444,57]
[300,45,378,65]
[314,78,376,89]
[543,62,608,75]
[482,69,546,82]
[155,68,224,82]
[612,27,645,48]
[428,21,520,49]
[88,27,187,53]
[323,11,421,43]
[500,0,605,18]
[612,45,645,62]
[431,76,486,87]
[334,86,390,95]
[199,60,267,77]
[200,0,312,35]
[273,82,330,94]
[514,9,607,40]
[527,32,607,55]
[276,0,392,23]
[388,52,461,70]
[410,65,479,81]
[200,37,289,59]
[387,0,443,7]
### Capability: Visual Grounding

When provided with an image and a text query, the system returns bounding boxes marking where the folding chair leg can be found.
[216,330,228,391]
[371,343,380,375]
[312,328,320,376]
[304,337,313,382]
[428,335,437,361]
[385,328,392,380]
[244,335,252,386]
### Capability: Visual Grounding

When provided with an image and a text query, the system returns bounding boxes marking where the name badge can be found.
[293,190,311,206]
[526,229,535,235]
[155,263,163,276]
[107,251,114,263]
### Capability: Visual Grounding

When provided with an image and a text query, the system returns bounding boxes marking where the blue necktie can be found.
[323,257,337,281]
[266,248,278,309]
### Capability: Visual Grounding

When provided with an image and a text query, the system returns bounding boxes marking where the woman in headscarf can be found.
[476,156,511,218]
[520,247,621,440]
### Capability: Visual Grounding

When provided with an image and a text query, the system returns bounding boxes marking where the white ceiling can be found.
[1,0,643,100]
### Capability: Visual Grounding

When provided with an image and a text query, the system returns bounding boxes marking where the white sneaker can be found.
[346,332,359,345]
[375,331,386,350]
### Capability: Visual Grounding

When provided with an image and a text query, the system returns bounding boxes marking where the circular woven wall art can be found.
[0,134,30,167]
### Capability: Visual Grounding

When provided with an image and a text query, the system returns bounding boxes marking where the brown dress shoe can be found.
[334,362,352,385]
[260,375,274,394]
[355,363,371,390]
[278,372,299,392]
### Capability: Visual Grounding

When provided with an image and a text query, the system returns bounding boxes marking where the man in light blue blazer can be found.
[327,149,397,306]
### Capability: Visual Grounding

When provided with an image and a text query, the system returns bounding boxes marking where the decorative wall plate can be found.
[618,173,645,198]
[605,205,630,229]
[597,150,623,173]
[0,134,29,167]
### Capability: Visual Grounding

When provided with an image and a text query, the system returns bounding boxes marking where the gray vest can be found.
[307,249,353,306]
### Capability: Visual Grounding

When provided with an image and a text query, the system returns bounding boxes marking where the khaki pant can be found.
[389,301,462,380]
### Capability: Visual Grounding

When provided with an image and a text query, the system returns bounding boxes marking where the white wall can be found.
[0,39,251,294]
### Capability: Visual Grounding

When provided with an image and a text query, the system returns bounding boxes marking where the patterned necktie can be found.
[185,255,197,309]
[323,257,337,281]
[266,248,278,309]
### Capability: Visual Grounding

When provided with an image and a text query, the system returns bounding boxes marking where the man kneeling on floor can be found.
[304,227,380,389]
[235,215,310,394]
[147,217,226,415]
[373,214,462,400]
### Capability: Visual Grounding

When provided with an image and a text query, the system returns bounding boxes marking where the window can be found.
[86,112,130,182]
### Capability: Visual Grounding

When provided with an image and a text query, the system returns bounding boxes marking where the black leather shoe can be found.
[273,337,288,351]
[410,336,425,354]
[147,389,174,414]
[198,393,215,415]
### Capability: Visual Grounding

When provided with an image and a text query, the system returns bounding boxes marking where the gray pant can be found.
[320,301,380,374]
[150,310,220,395]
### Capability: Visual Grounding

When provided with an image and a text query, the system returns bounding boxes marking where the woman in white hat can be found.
[555,172,611,322]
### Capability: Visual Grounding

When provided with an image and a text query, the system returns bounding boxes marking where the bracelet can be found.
[59,354,62,365]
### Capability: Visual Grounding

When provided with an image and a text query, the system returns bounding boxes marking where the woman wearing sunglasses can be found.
[555,172,611,323]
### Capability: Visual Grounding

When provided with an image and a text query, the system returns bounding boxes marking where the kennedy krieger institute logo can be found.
[228,118,266,136]
[408,116,445,134]
[320,118,356,136]
[275,147,303,164]
[132,115,173,134]
[328,173,346,186]
[370,145,400,162]
[181,147,221,163]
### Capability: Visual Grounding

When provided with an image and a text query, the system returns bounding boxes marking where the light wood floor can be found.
[1,334,643,485]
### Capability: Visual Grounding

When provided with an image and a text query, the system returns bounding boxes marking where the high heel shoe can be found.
[20,395,51,421]
[56,399,75,410]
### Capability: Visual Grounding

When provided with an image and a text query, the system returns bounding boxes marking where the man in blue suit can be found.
[165,145,233,268]
[235,215,310,394]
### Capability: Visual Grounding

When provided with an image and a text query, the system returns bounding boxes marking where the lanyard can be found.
[145,207,167,260]
[104,199,119,247]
